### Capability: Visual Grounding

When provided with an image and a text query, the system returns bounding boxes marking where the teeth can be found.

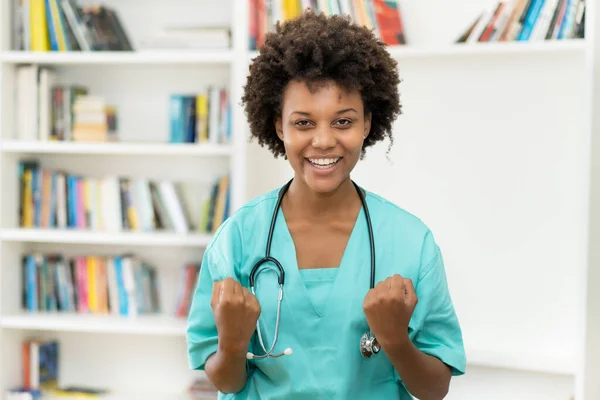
[309,157,339,166]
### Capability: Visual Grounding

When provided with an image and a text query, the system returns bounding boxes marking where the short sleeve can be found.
[186,247,223,370]
[186,217,244,370]
[409,231,466,376]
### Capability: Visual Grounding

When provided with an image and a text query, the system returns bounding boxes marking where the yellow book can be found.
[212,176,229,233]
[127,196,139,231]
[198,197,210,232]
[30,0,50,51]
[196,94,209,142]
[87,257,97,313]
[23,170,33,227]
[283,0,299,20]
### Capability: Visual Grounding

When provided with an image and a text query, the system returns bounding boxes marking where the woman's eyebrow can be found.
[290,111,311,116]
[289,108,357,117]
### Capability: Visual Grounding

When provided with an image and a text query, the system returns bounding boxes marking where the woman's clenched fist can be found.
[210,277,261,355]
[363,274,417,350]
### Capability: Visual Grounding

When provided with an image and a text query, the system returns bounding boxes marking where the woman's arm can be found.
[363,274,454,400]
[385,338,452,400]
[204,277,261,394]
[205,346,248,394]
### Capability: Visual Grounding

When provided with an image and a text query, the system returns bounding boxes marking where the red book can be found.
[372,0,407,45]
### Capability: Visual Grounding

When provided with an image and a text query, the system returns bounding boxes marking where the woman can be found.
[186,10,465,400]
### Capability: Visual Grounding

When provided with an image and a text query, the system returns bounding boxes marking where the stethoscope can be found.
[245,178,380,360]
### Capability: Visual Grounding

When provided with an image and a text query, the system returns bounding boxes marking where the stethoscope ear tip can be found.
[246,352,254,360]
[284,348,293,355]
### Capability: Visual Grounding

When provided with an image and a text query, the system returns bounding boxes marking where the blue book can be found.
[518,0,546,40]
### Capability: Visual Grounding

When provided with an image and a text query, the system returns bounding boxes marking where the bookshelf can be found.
[0,0,246,398]
[0,1,596,400]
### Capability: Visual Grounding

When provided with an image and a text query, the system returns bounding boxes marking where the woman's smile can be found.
[306,156,342,172]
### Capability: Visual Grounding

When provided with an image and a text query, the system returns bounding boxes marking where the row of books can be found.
[249,0,407,50]
[21,252,161,316]
[9,338,111,398]
[9,339,217,399]
[20,339,58,391]
[18,160,231,234]
[14,0,133,52]
[169,87,231,145]
[16,65,118,142]
[456,0,585,43]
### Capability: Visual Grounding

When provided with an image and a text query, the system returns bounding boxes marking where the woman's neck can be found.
[284,177,359,220]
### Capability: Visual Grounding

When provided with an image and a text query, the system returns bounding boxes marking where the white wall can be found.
[245,15,589,400]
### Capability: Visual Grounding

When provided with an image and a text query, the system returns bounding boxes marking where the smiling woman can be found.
[186,9,466,400]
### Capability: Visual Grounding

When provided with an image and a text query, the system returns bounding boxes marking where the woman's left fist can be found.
[362,274,418,349]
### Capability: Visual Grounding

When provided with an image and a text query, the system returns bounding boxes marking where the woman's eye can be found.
[336,119,352,127]
[295,120,311,127]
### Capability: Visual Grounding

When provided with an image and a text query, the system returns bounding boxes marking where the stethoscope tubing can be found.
[248,178,377,359]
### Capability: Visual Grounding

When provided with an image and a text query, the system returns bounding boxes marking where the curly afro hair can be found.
[241,10,402,158]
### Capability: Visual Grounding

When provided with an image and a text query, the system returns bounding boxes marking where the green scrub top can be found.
[186,184,466,399]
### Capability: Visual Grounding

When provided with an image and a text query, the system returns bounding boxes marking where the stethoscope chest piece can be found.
[359,331,381,359]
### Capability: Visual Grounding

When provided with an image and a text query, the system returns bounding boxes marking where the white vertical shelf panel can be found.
[0,0,10,396]
[229,0,250,212]
[580,0,600,399]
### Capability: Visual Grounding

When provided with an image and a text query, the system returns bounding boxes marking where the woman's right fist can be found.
[210,277,261,355]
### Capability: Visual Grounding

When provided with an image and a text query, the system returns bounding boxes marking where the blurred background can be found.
[0,0,596,399]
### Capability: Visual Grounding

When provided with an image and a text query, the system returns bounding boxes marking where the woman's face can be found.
[275,79,371,195]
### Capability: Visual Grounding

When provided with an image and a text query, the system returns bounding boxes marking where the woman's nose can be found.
[311,126,336,149]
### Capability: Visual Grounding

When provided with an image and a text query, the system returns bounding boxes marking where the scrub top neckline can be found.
[275,200,367,318]
[298,267,340,282]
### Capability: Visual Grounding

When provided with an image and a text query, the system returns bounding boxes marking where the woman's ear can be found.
[275,118,284,140]
[364,112,372,138]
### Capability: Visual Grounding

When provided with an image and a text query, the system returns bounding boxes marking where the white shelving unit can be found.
[0,0,597,399]
[0,0,248,398]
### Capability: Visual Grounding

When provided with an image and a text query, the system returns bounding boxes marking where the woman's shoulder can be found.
[364,189,431,236]
[362,188,441,267]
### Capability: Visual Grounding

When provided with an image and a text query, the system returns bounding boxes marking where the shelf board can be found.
[4,391,212,400]
[97,393,216,400]
[387,39,587,58]
[249,40,587,61]
[466,347,575,376]
[0,141,233,156]
[0,228,213,247]
[0,313,186,336]
[0,50,233,65]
